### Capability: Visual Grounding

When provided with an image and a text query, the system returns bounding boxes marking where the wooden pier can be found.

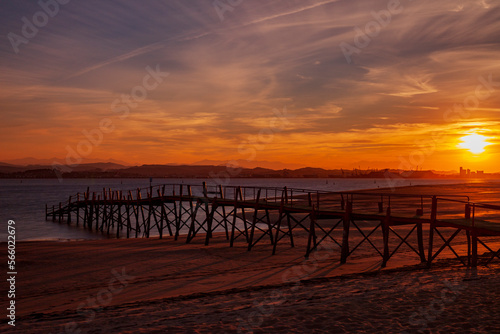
[46,182,500,268]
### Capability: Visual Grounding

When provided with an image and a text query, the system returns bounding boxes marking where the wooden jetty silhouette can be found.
[46,182,500,268]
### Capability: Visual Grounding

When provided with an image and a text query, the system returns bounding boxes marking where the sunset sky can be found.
[1,0,499,171]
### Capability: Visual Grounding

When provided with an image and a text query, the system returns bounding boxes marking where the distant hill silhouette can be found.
[1,160,498,179]
[192,159,306,170]
[1,157,132,166]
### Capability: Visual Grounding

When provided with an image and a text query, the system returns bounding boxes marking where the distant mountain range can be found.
[1,157,305,170]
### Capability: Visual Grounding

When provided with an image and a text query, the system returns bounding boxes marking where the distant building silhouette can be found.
[460,167,466,178]
[459,167,485,178]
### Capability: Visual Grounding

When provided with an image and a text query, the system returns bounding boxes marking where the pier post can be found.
[95,195,100,231]
[471,230,478,267]
[417,222,426,263]
[202,182,208,197]
[146,191,152,238]
[173,187,180,241]
[230,188,238,247]
[205,192,212,240]
[205,200,217,246]
[471,204,478,267]
[116,194,121,238]
[272,191,286,255]
[341,201,352,263]
[186,186,198,243]
[126,193,131,238]
[157,189,165,238]
[248,189,262,251]
[230,187,247,247]
[88,193,95,232]
[67,196,72,224]
[219,185,229,240]
[382,206,390,267]
[106,193,112,235]
[240,187,249,243]
[305,205,317,259]
[76,193,80,226]
[264,208,274,245]
[427,196,437,268]
[135,189,141,238]
[83,191,88,229]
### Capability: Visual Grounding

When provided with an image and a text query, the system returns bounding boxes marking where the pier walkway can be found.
[46,182,500,268]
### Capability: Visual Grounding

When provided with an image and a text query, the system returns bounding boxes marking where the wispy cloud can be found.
[0,0,499,170]
[243,0,341,26]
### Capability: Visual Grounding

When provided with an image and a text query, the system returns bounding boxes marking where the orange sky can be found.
[1,0,499,172]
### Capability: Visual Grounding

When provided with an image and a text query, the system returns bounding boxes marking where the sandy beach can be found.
[2,182,500,333]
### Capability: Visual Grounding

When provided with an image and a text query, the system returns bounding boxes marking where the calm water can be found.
[0,178,468,241]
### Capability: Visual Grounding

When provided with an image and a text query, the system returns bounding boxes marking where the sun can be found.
[458,133,490,154]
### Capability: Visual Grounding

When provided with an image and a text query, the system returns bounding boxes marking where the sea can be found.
[0,178,471,242]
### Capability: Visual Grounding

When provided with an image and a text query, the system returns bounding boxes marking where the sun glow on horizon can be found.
[458,133,491,154]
